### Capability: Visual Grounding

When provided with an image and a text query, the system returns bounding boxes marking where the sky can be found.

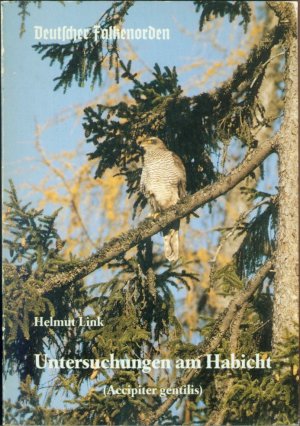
[2,0,277,411]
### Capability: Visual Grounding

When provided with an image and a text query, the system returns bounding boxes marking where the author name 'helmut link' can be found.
[33,316,104,327]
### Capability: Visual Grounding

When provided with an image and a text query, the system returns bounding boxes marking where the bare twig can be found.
[34,124,96,248]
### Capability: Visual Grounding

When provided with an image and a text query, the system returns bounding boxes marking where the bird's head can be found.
[140,137,166,151]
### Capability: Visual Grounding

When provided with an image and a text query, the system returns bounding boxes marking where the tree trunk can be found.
[272,3,298,348]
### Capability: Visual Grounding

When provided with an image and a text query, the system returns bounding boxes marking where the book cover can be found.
[2,1,298,425]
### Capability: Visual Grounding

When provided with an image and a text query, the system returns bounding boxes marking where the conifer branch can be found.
[145,257,274,425]
[37,135,276,294]
[204,16,286,104]
[209,195,277,275]
[205,303,247,426]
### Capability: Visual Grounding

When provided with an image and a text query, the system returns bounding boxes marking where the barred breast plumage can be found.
[140,137,186,262]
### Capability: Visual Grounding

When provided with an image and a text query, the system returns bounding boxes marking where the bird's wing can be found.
[171,152,187,198]
[140,168,147,194]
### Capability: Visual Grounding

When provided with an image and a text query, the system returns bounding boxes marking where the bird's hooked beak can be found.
[139,137,164,150]
[137,136,148,150]
[140,139,151,148]
[139,139,152,154]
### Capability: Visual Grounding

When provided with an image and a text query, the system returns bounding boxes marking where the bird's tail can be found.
[163,220,180,262]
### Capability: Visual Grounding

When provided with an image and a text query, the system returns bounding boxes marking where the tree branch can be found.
[144,257,274,425]
[201,15,286,105]
[36,136,276,294]
[267,1,297,38]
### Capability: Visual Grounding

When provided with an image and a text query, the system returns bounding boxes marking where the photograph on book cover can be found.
[2,1,298,425]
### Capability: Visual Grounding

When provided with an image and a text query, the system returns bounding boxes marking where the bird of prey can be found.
[140,137,187,262]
